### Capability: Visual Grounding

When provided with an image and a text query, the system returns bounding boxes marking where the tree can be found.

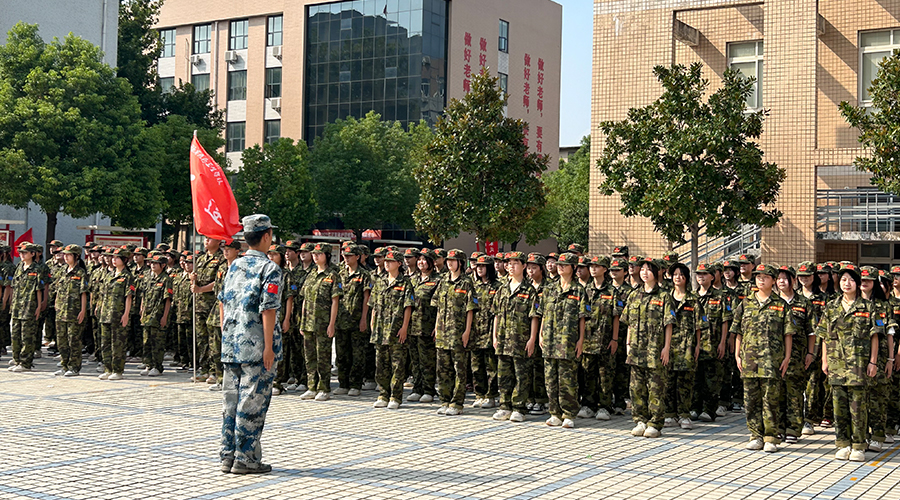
[117,0,164,124]
[840,51,900,197]
[0,23,162,247]
[309,111,430,242]
[234,138,317,239]
[596,63,785,269]
[414,69,548,244]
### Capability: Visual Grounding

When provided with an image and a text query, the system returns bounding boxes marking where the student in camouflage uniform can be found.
[817,263,880,462]
[267,244,295,394]
[775,265,816,443]
[369,250,415,408]
[432,249,479,415]
[43,240,64,353]
[720,260,744,414]
[53,245,90,376]
[299,243,342,401]
[140,254,173,377]
[539,252,587,428]
[88,247,107,369]
[407,249,440,403]
[578,255,620,421]
[621,258,674,438]
[494,252,508,283]
[609,257,632,414]
[33,245,50,358]
[192,237,225,380]
[336,244,373,396]
[796,262,828,435]
[283,240,310,392]
[888,265,900,439]
[0,245,13,356]
[525,254,550,414]
[664,263,706,430]
[732,264,795,453]
[8,243,45,372]
[859,266,895,452]
[98,248,135,380]
[130,248,151,360]
[470,254,500,409]
[545,252,559,282]
[691,263,731,422]
[174,255,194,371]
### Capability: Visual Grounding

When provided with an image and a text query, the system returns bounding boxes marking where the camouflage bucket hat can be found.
[777,265,796,278]
[61,244,82,256]
[224,239,243,250]
[695,262,713,274]
[752,264,778,278]
[860,265,879,281]
[404,247,421,258]
[556,252,579,266]
[609,259,626,271]
[311,242,331,254]
[446,249,466,261]
[383,250,401,262]
[566,243,585,254]
[796,261,815,276]
[475,254,494,265]
[525,252,545,266]
[590,255,610,268]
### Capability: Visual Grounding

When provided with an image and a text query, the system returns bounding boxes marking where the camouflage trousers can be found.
[82,314,95,355]
[43,307,56,345]
[805,358,828,425]
[612,344,630,409]
[92,313,102,364]
[142,326,166,373]
[128,313,142,358]
[208,326,222,382]
[375,343,407,402]
[303,329,333,393]
[335,327,368,390]
[288,327,307,385]
[720,350,743,406]
[407,335,437,396]
[176,323,191,368]
[437,347,468,409]
[545,358,579,420]
[832,384,868,450]
[56,320,83,372]
[743,377,783,443]
[888,373,900,431]
[100,322,127,374]
[470,347,499,399]
[498,355,536,412]
[692,357,724,418]
[221,361,276,467]
[528,346,549,404]
[581,352,615,412]
[11,317,38,369]
[0,308,11,350]
[868,375,890,443]
[194,306,213,373]
[630,365,668,429]
[780,369,806,437]
[665,368,695,420]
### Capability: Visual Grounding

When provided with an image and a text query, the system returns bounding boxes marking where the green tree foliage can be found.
[234,138,317,239]
[840,51,900,197]
[414,70,548,244]
[524,136,590,249]
[310,111,430,242]
[597,63,785,267]
[117,0,163,124]
[0,23,161,246]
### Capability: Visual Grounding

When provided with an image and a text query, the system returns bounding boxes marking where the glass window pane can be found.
[861,30,892,48]
[728,42,757,58]
[226,122,246,152]
[228,70,247,101]
[191,73,210,92]
[266,67,282,98]
[265,120,281,144]
[862,51,890,101]
[730,61,758,108]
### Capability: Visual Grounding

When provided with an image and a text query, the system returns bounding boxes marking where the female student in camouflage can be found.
[579,255,619,421]
[9,243,44,372]
[98,248,134,380]
[267,244,296,395]
[797,262,829,436]
[664,263,706,431]
[140,254,173,377]
[299,243,341,401]
[407,249,440,404]
[470,254,500,409]
[691,263,731,423]
[859,266,895,452]
[775,265,815,443]
[335,244,373,396]
[53,244,90,376]
[525,253,550,415]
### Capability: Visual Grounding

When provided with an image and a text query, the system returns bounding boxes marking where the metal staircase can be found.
[673,223,762,263]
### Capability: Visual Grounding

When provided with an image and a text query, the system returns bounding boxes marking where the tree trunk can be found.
[173,224,180,251]
[354,228,363,244]
[46,211,58,249]
[690,222,699,290]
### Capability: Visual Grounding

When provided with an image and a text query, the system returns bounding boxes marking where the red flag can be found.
[189,136,241,244]
[12,228,32,258]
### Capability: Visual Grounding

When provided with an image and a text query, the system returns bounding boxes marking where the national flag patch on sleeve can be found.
[267,283,279,294]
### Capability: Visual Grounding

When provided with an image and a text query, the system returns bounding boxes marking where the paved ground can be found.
[3,354,900,500]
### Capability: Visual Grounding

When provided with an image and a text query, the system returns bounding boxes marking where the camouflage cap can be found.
[611,245,629,258]
[494,252,508,262]
[383,250,401,262]
[638,256,661,272]
[284,240,301,251]
[777,265,796,278]
[609,259,626,271]
[311,242,331,254]
[860,265,879,281]
[433,248,447,258]
[386,245,401,254]
[837,262,860,279]
[796,261,815,276]
[404,247,421,258]
[546,252,559,261]
[183,254,194,264]
[662,251,679,266]
[445,249,466,261]
[557,252,579,266]
[150,254,169,265]
[61,244,82,256]
[469,251,484,261]
[752,263,778,278]
[526,252,545,266]
[108,247,131,259]
[628,255,644,265]
[695,262,713,274]
[224,239,243,250]
[0,245,10,253]
[880,269,887,278]
[506,251,526,263]
[737,254,754,265]
[475,254,494,265]
[576,255,590,267]
[155,243,171,251]
[566,243,585,254]
[722,260,739,271]
[124,243,137,252]
[711,262,724,274]
[816,262,832,273]
[242,214,277,232]
[359,245,370,255]
[589,255,610,268]
[415,248,433,260]
[49,239,64,248]
[133,247,149,257]
[267,243,286,255]
[343,244,360,256]
[373,247,387,257]
[891,264,900,275]
[341,240,354,250]
[300,242,316,252]
[827,261,840,270]
[34,244,43,253]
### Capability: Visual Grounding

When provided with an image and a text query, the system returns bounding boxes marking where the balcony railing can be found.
[817,188,900,236]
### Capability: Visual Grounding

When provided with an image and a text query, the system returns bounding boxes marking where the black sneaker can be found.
[784,435,798,444]
[529,403,548,415]
[231,462,272,474]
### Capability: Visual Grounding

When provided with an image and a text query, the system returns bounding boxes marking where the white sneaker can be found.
[407,392,422,402]
[314,391,330,401]
[493,409,512,421]
[386,400,400,410]
[148,368,161,377]
[64,370,77,377]
[631,422,647,436]
[272,387,283,396]
[716,405,727,417]
[10,365,29,372]
[576,406,596,419]
[348,388,361,396]
[562,418,575,428]
[419,394,434,403]
[7,359,15,366]
[471,397,484,408]
[299,390,317,400]
[140,367,150,376]
[885,434,895,444]
[437,405,449,415]
[6,365,14,371]
[546,416,563,427]
[137,364,147,370]
[614,407,625,415]
[373,398,388,408]
[297,384,308,392]
[663,417,678,428]
[481,398,497,409]
[764,442,778,453]
[689,411,699,420]
[446,407,462,416]
[643,426,661,438]
[208,383,222,391]
[679,418,693,430]
[745,438,764,450]
[333,387,350,395]
[802,422,815,436]
[54,369,64,376]
[868,440,883,453]
[362,380,377,390]
[56,361,63,368]
[849,449,866,462]
[510,411,525,422]
[108,372,123,380]
[698,412,713,422]
[98,372,110,380]
[96,364,105,373]
[835,446,851,460]
[596,409,611,421]
[285,384,298,391]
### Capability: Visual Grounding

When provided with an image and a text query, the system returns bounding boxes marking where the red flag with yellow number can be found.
[189,136,241,244]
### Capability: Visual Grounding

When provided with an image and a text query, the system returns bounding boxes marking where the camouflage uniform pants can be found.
[545,358,579,420]
[581,352,615,412]
[630,365,667,429]
[823,381,835,421]
[692,357,723,418]
[888,373,900,431]
[0,308,11,350]
[437,347,468,409]
[720,350,743,406]
[57,320,83,372]
[11,318,37,369]
[498,355,535,412]
[176,323,191,368]
[868,374,890,444]
[833,384,868,450]
[275,328,295,387]
[612,343,630,409]
[82,314,95,355]
[303,329,333,393]
[100,322,127,374]
[366,342,377,381]
[128,313,142,358]
[407,335,437,396]
[142,326,166,372]
[44,307,56,345]
[221,361,276,468]
[375,343,407,402]
[194,306,213,373]
[528,345,549,405]
[743,377,782,443]
[209,326,222,382]
[781,369,806,437]
[805,358,827,425]
[470,347,499,399]
[288,328,306,385]
[335,327,367,390]
[665,368,695,420]
[92,313,103,364]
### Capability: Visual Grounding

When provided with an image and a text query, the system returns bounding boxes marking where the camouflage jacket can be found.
[141,271,173,327]
[493,277,541,357]
[286,264,311,327]
[870,297,895,383]
[409,271,440,336]
[621,284,675,369]
[194,250,225,312]
[11,262,46,320]
[131,264,152,316]
[431,273,479,350]
[99,268,135,324]
[299,265,342,333]
[816,296,880,386]
[696,287,733,359]
[207,265,228,329]
[470,278,499,349]
[368,273,415,346]
[668,289,708,371]
[89,266,109,312]
[337,266,373,331]
[540,280,588,360]
[174,272,193,324]
[218,250,283,364]
[781,293,816,374]
[46,260,64,302]
[583,280,618,356]
[54,266,90,323]
[730,293,797,379]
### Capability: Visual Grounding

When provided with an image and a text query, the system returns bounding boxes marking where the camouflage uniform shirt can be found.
[54,266,90,322]
[668,289,708,371]
[99,268,135,324]
[409,271,440,336]
[141,271,173,328]
[368,273,415,346]
[431,273,479,350]
[337,266,373,331]
[11,262,46,321]
[540,280,588,360]
[621,284,675,369]
[815,296,880,386]
[492,277,541,357]
[583,280,618,356]
[298,265,342,332]
[730,293,797,379]
[470,278,499,349]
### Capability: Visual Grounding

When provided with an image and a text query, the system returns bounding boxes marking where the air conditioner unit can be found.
[270,97,282,111]
[272,45,283,59]
[190,54,202,65]
[224,50,238,62]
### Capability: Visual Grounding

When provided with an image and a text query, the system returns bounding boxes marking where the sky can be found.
[557,0,593,147]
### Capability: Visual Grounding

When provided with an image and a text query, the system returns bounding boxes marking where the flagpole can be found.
[192,129,197,385]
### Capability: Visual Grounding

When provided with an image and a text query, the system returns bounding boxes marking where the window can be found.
[499,20,509,53]
[193,24,211,54]
[727,41,763,109]
[191,73,210,92]
[265,120,281,144]
[230,20,249,50]
[160,77,175,94]
[226,122,246,152]
[499,72,508,95]
[859,30,900,106]
[228,70,247,101]
[265,68,282,98]
[267,15,283,46]
[160,29,176,58]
